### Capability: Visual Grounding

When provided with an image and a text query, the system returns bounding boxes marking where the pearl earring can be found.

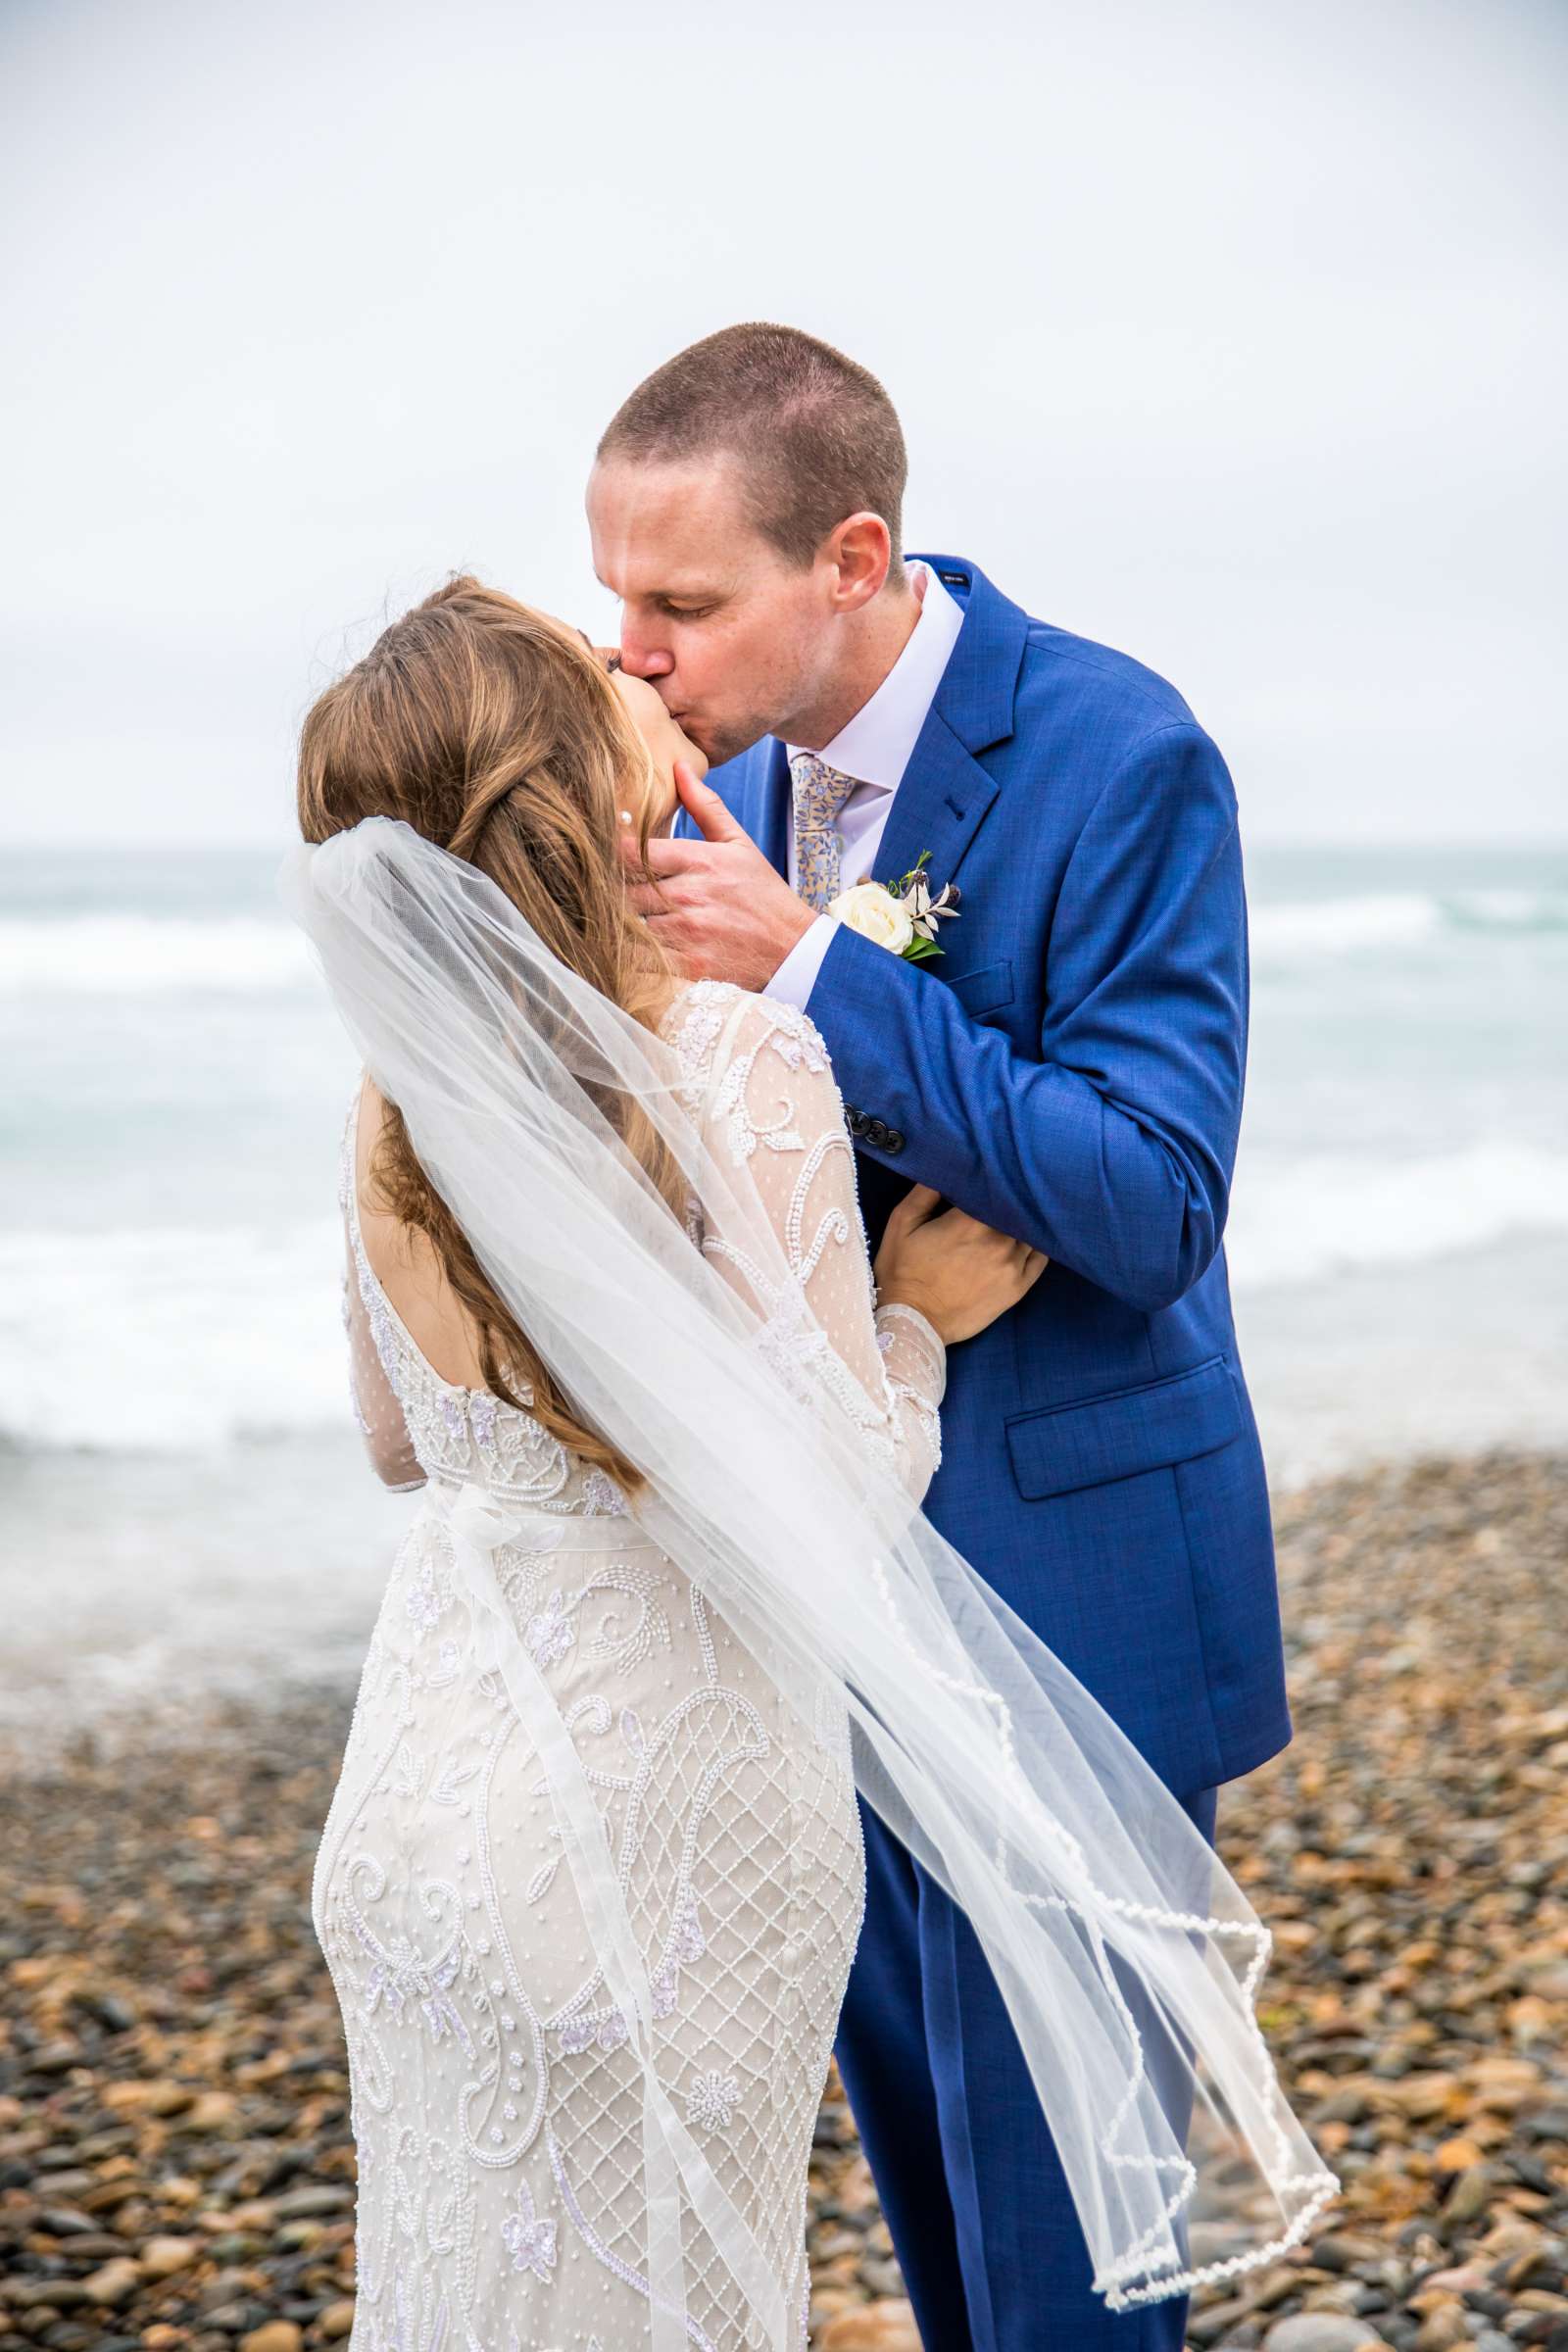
[618,809,632,825]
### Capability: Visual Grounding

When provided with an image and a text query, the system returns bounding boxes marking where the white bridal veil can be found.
[284,815,1334,2350]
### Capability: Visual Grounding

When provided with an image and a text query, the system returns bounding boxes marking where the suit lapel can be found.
[685,738,792,877]
[869,555,1028,899]
[750,737,791,876]
[870,708,999,900]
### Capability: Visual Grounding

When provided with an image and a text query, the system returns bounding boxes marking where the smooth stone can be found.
[1383,2075,1461,2120]
[239,2327,304,2352]
[1307,2282,1374,2315]
[1444,2163,1494,2223]
[318,2304,356,2341]
[1411,2309,1469,2351]
[1190,2298,1256,2344]
[79,2260,140,2308]
[1313,2235,1391,2275]
[1250,2266,1309,2311]
[74,1989,136,2034]
[103,2081,190,2118]
[7,2281,93,2311]
[1263,2321,1386,2351]
[26,2041,85,2076]
[34,2210,95,2239]
[270,2185,352,2218]
[140,2237,200,2278]
[182,2092,240,2133]
[835,2156,878,2215]
[818,2302,923,2351]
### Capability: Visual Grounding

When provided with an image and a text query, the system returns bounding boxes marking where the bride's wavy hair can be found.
[297,574,685,1489]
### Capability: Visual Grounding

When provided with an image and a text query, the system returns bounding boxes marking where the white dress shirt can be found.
[765,562,965,1011]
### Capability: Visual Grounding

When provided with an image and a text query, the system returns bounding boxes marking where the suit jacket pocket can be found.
[948,957,1014,1017]
[1004,1355,1242,1500]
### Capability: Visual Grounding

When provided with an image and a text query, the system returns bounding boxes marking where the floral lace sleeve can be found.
[340,1223,426,1492]
[336,1107,426,1494]
[672,982,947,1504]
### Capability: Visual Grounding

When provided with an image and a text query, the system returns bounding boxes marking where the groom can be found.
[588,323,1290,2351]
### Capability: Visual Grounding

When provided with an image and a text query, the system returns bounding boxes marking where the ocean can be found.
[3,840,1565,1735]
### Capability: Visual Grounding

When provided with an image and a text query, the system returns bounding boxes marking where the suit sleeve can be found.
[803,722,1248,1313]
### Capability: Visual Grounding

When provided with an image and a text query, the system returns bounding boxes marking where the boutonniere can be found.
[827,852,961,964]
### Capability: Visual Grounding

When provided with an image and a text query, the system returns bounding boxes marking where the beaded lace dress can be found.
[311,981,947,2352]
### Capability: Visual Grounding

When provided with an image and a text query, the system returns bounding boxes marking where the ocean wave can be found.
[1227,1140,1568,1291]
[0,915,315,993]
[4,1143,1567,1452]
[0,1221,351,1450]
[3,883,1564,998]
[1250,889,1568,960]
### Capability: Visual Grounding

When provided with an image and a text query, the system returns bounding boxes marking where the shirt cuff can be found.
[763,912,836,1011]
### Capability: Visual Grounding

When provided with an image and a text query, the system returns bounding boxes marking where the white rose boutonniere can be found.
[828,851,961,965]
[828,880,915,954]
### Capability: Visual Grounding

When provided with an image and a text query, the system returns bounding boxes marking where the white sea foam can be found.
[1227,1140,1568,1292]
[3,886,1564,997]
[1250,888,1568,960]
[0,914,315,993]
[0,1221,350,1451]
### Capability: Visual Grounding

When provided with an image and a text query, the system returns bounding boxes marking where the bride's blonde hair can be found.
[297,575,686,1490]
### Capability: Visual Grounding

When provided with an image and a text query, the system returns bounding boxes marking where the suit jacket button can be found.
[885,1129,906,1153]
[865,1117,889,1147]
[846,1105,865,1136]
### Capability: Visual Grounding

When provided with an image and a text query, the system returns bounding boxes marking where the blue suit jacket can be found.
[688,554,1290,1794]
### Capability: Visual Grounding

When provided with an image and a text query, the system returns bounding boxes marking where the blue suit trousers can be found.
[834,1784,1219,2351]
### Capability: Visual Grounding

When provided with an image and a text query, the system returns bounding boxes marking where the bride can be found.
[286,578,1333,2352]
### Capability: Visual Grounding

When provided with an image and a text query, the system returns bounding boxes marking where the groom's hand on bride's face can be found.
[621,761,817,987]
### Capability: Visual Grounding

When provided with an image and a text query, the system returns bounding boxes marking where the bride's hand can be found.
[872,1183,1048,1346]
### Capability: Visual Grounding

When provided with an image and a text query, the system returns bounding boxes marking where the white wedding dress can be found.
[312,980,949,2352]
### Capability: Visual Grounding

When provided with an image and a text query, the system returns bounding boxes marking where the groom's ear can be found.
[825,512,893,613]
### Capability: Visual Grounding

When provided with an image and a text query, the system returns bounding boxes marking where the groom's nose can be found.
[616,618,675,684]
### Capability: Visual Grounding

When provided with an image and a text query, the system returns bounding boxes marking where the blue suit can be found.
[689,555,1290,2348]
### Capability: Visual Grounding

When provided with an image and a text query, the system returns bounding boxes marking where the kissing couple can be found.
[288,322,1335,2352]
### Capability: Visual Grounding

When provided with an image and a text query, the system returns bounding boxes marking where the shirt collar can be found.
[784,561,964,795]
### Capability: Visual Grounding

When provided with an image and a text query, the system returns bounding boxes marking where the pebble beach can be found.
[3,1446,1565,2352]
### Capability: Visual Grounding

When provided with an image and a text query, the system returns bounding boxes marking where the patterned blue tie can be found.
[789,753,860,912]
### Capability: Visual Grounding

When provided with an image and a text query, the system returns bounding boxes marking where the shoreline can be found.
[4,1445,1566,2352]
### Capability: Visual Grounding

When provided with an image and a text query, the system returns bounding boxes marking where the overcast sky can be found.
[3,0,1563,849]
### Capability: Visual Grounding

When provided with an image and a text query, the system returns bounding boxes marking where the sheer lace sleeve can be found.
[677,984,947,1503]
[340,1224,426,1491]
[335,1097,427,1497]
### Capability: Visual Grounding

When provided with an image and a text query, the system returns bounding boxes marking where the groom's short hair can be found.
[598,323,906,578]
